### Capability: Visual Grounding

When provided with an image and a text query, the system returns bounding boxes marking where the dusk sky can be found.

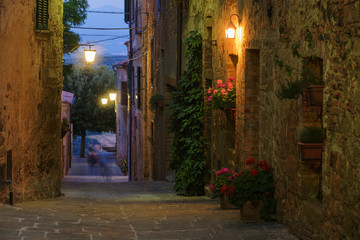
[67,0,128,58]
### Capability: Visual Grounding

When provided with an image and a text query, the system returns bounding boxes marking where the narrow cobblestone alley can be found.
[0,181,298,240]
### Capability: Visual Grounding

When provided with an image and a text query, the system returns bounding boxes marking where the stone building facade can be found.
[176,0,360,239]
[125,0,178,181]
[125,0,360,239]
[61,91,74,179]
[0,0,63,203]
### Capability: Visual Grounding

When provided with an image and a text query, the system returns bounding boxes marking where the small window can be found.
[36,0,49,30]
[137,67,141,110]
[121,82,128,106]
[157,0,161,13]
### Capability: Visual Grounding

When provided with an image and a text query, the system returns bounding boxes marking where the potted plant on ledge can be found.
[298,126,325,161]
[275,29,324,106]
[228,158,276,222]
[61,116,70,138]
[207,77,236,121]
[119,157,128,176]
[149,93,165,111]
[209,168,237,209]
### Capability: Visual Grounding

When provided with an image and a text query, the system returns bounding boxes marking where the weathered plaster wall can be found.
[184,0,360,239]
[114,64,128,168]
[0,0,63,202]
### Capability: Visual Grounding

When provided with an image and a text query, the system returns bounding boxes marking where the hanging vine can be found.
[168,31,206,196]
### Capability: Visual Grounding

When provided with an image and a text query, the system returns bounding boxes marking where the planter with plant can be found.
[298,126,325,161]
[119,157,128,176]
[209,168,237,209]
[149,94,165,111]
[61,116,70,138]
[207,77,236,120]
[275,29,324,105]
[228,158,276,222]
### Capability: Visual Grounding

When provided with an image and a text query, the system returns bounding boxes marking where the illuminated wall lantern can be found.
[84,45,96,63]
[101,98,108,105]
[109,93,116,101]
[225,14,242,39]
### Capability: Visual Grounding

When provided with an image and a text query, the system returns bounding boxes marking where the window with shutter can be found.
[124,0,130,23]
[36,0,49,30]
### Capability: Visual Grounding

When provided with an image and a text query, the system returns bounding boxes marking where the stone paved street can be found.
[0,181,298,240]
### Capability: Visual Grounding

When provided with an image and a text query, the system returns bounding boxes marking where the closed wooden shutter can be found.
[36,0,49,30]
[124,0,130,23]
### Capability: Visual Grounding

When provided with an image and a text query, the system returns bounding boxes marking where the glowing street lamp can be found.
[225,14,241,39]
[101,98,108,105]
[84,45,96,63]
[109,93,116,101]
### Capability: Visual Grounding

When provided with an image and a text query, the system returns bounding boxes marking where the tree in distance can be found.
[63,0,89,54]
[63,64,116,157]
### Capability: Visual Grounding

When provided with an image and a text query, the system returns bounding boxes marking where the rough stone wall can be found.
[129,0,155,181]
[153,0,179,180]
[129,0,178,181]
[182,0,240,177]
[182,0,360,239]
[0,0,63,202]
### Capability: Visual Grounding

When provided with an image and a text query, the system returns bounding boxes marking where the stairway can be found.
[63,152,128,183]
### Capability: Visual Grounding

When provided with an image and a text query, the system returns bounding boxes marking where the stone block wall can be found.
[0,0,63,202]
[181,0,360,239]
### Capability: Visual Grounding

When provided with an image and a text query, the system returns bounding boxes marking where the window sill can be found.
[35,30,50,41]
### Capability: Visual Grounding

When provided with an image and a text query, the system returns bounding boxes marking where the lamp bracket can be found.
[230,14,242,25]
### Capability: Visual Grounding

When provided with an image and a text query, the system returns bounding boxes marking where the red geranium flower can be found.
[220,185,227,195]
[249,169,258,176]
[258,160,271,171]
[246,158,255,165]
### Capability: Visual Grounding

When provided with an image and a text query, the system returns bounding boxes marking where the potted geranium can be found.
[298,126,325,161]
[207,77,236,120]
[229,158,276,222]
[209,168,237,209]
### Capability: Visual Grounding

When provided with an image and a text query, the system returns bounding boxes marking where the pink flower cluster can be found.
[215,168,234,176]
[207,77,235,101]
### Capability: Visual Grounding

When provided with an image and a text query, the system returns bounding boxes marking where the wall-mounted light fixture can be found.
[225,14,241,39]
[84,45,96,63]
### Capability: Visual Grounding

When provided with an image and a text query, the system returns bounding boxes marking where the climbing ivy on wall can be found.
[168,31,206,196]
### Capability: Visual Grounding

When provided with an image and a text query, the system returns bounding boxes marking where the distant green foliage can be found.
[63,65,115,156]
[168,31,206,196]
[63,0,89,54]
[299,126,325,143]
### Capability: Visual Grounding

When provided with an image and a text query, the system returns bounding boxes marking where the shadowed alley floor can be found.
[0,181,299,240]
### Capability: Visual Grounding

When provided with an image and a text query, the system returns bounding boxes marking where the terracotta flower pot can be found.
[220,195,237,209]
[240,200,263,223]
[298,142,324,161]
[307,85,324,106]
